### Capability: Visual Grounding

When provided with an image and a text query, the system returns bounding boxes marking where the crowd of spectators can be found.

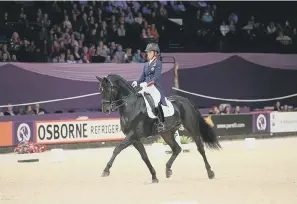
[208,101,296,116]
[1,1,297,64]
[0,1,174,63]
[0,103,46,116]
[184,1,297,52]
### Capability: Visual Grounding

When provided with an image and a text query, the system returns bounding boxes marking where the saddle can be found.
[144,93,156,114]
[138,92,175,120]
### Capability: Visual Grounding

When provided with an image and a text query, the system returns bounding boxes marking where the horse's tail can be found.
[193,105,221,150]
[172,95,221,150]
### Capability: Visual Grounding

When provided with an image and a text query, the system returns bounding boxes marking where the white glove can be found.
[132,81,137,87]
[140,82,147,88]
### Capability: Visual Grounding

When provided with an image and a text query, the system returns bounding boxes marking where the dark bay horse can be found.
[96,74,221,183]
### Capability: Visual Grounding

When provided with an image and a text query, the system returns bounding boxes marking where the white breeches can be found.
[138,85,161,107]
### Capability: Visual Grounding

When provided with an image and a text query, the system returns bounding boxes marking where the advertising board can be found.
[252,113,270,134]
[211,114,253,136]
[35,118,125,144]
[270,112,297,133]
[177,114,253,137]
[12,121,35,145]
[0,122,13,147]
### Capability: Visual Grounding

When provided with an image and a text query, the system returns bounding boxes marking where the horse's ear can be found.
[95,76,102,82]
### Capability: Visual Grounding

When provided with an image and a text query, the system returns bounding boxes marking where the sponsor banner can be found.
[177,115,252,136]
[0,122,13,147]
[35,118,125,144]
[270,112,297,133]
[13,121,35,145]
[252,113,270,134]
[210,114,253,136]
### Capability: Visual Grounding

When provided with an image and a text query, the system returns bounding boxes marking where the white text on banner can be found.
[36,118,125,144]
[270,112,297,133]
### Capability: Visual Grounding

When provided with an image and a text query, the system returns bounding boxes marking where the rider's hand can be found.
[132,81,137,87]
[140,82,147,88]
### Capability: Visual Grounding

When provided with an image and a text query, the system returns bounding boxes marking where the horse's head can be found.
[96,74,134,114]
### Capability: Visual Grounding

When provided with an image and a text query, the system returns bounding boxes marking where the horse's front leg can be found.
[133,140,159,183]
[102,136,133,177]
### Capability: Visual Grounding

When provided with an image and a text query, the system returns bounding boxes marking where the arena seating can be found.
[1,1,297,64]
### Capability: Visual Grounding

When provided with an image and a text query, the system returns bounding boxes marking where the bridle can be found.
[101,77,138,115]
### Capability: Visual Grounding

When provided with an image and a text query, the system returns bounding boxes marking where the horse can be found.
[96,74,221,183]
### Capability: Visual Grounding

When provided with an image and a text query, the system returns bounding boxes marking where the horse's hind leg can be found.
[161,130,182,178]
[133,140,159,183]
[193,135,215,179]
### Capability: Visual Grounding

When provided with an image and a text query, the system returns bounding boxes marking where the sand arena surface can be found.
[0,137,297,204]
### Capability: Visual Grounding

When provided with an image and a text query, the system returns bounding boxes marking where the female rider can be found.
[132,43,166,132]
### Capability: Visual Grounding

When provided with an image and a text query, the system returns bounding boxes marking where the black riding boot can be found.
[155,103,165,132]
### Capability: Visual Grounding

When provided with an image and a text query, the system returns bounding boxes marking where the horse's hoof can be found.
[152,178,159,183]
[208,170,215,179]
[101,171,110,177]
[166,169,173,178]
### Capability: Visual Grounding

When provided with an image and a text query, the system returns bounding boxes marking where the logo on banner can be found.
[17,123,31,142]
[256,114,267,131]
[36,119,125,144]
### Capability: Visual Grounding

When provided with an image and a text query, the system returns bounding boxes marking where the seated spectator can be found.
[67,55,76,63]
[276,32,292,45]
[146,29,155,40]
[125,11,134,24]
[201,11,213,24]
[63,15,72,29]
[34,103,46,115]
[218,104,225,114]
[267,22,277,34]
[117,24,126,37]
[124,48,132,63]
[234,106,241,114]
[159,5,168,18]
[95,41,109,60]
[220,21,230,36]
[135,13,144,25]
[73,46,81,62]
[224,106,231,114]
[134,49,145,63]
[2,44,11,60]
[141,29,148,40]
[81,46,90,61]
[151,24,159,40]
[59,53,66,63]
[112,55,118,63]
[109,15,117,28]
[274,101,282,111]
[228,13,238,24]
[115,45,125,63]
[24,105,35,115]
[209,106,220,115]
[283,105,289,112]
[109,42,117,56]
[283,20,292,36]
[4,104,17,116]
[243,20,254,32]
[2,53,10,62]
[82,55,90,63]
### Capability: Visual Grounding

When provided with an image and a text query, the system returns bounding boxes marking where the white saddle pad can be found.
[138,85,175,119]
